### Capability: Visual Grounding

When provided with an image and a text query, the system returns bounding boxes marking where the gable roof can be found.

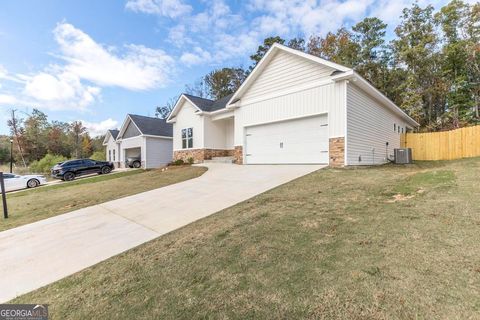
[117,114,172,139]
[227,43,419,127]
[109,129,119,140]
[166,93,234,122]
[183,93,234,112]
[128,114,173,136]
[102,129,120,145]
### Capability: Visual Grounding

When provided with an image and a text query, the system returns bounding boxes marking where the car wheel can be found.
[101,166,112,174]
[132,161,141,168]
[27,179,40,188]
[63,172,75,181]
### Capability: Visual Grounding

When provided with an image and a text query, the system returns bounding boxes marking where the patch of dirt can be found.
[300,219,319,228]
[387,194,415,203]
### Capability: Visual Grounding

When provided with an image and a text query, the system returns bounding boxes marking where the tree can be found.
[7,109,27,167]
[70,121,86,158]
[185,78,210,98]
[307,28,359,67]
[287,37,306,51]
[156,95,180,119]
[249,36,285,71]
[393,3,443,129]
[47,121,72,157]
[204,67,247,100]
[23,109,49,161]
[81,134,93,157]
[352,18,389,88]
[466,3,480,119]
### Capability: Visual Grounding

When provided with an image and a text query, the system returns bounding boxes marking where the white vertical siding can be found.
[172,100,204,150]
[242,50,335,103]
[145,137,173,168]
[346,83,409,165]
[234,81,346,146]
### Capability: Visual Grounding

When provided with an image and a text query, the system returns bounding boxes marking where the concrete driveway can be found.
[0,163,323,302]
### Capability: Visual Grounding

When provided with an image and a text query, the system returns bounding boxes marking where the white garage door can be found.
[245,115,329,164]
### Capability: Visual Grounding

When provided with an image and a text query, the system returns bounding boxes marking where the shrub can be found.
[30,154,68,174]
[187,157,194,165]
[91,150,106,161]
[173,159,184,166]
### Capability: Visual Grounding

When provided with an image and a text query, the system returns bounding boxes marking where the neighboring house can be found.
[167,43,419,166]
[111,114,173,169]
[103,129,120,167]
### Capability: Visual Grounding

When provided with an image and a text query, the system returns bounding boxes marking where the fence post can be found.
[0,172,8,219]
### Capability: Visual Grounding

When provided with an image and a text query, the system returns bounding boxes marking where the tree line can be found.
[0,109,104,167]
[157,0,479,132]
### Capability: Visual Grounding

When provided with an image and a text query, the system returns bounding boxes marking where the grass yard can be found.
[0,166,206,231]
[12,158,480,319]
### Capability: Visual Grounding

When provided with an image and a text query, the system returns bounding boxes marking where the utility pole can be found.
[9,109,27,167]
[9,138,13,173]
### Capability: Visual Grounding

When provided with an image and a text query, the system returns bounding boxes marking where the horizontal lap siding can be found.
[241,51,335,103]
[145,137,173,168]
[173,100,204,150]
[346,84,408,165]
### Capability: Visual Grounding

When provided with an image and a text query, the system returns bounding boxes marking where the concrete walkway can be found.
[0,163,323,302]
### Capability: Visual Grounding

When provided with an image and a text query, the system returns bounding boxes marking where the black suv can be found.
[51,159,114,181]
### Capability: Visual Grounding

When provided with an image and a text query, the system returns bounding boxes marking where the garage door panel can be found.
[245,115,329,164]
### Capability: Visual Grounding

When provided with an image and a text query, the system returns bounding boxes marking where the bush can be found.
[90,150,106,161]
[187,157,194,165]
[30,154,68,174]
[173,159,184,166]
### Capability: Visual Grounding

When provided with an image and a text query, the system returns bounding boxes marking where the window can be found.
[3,174,14,179]
[83,159,96,166]
[182,128,193,149]
[398,126,400,133]
[113,149,116,161]
[394,123,396,132]
[109,150,111,161]
[401,127,404,134]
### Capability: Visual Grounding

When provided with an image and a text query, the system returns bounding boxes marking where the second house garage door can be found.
[244,114,329,164]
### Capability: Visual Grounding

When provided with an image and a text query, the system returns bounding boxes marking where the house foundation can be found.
[329,137,345,167]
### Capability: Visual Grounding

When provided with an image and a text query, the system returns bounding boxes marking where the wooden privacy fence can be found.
[401,125,480,161]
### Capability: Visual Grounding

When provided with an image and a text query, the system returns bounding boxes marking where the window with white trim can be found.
[109,150,111,161]
[113,149,116,161]
[182,128,193,149]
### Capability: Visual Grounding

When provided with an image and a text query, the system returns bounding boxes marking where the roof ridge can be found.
[183,93,215,103]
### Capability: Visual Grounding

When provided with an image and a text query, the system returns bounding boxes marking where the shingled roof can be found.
[127,114,173,137]
[184,93,234,112]
[108,129,119,140]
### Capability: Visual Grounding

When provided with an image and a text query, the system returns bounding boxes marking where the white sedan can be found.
[2,173,47,192]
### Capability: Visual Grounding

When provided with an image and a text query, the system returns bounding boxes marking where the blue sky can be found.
[0,0,458,136]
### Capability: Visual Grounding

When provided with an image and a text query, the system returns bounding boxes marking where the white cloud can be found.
[54,23,174,91]
[0,22,176,112]
[0,94,17,105]
[82,118,119,137]
[125,0,192,18]
[180,47,213,66]
[23,71,101,110]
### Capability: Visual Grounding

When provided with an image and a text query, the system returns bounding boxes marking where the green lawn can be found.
[0,166,207,231]
[12,158,480,319]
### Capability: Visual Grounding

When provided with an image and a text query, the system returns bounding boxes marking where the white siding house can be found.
[113,114,173,169]
[167,43,419,166]
[102,129,120,167]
